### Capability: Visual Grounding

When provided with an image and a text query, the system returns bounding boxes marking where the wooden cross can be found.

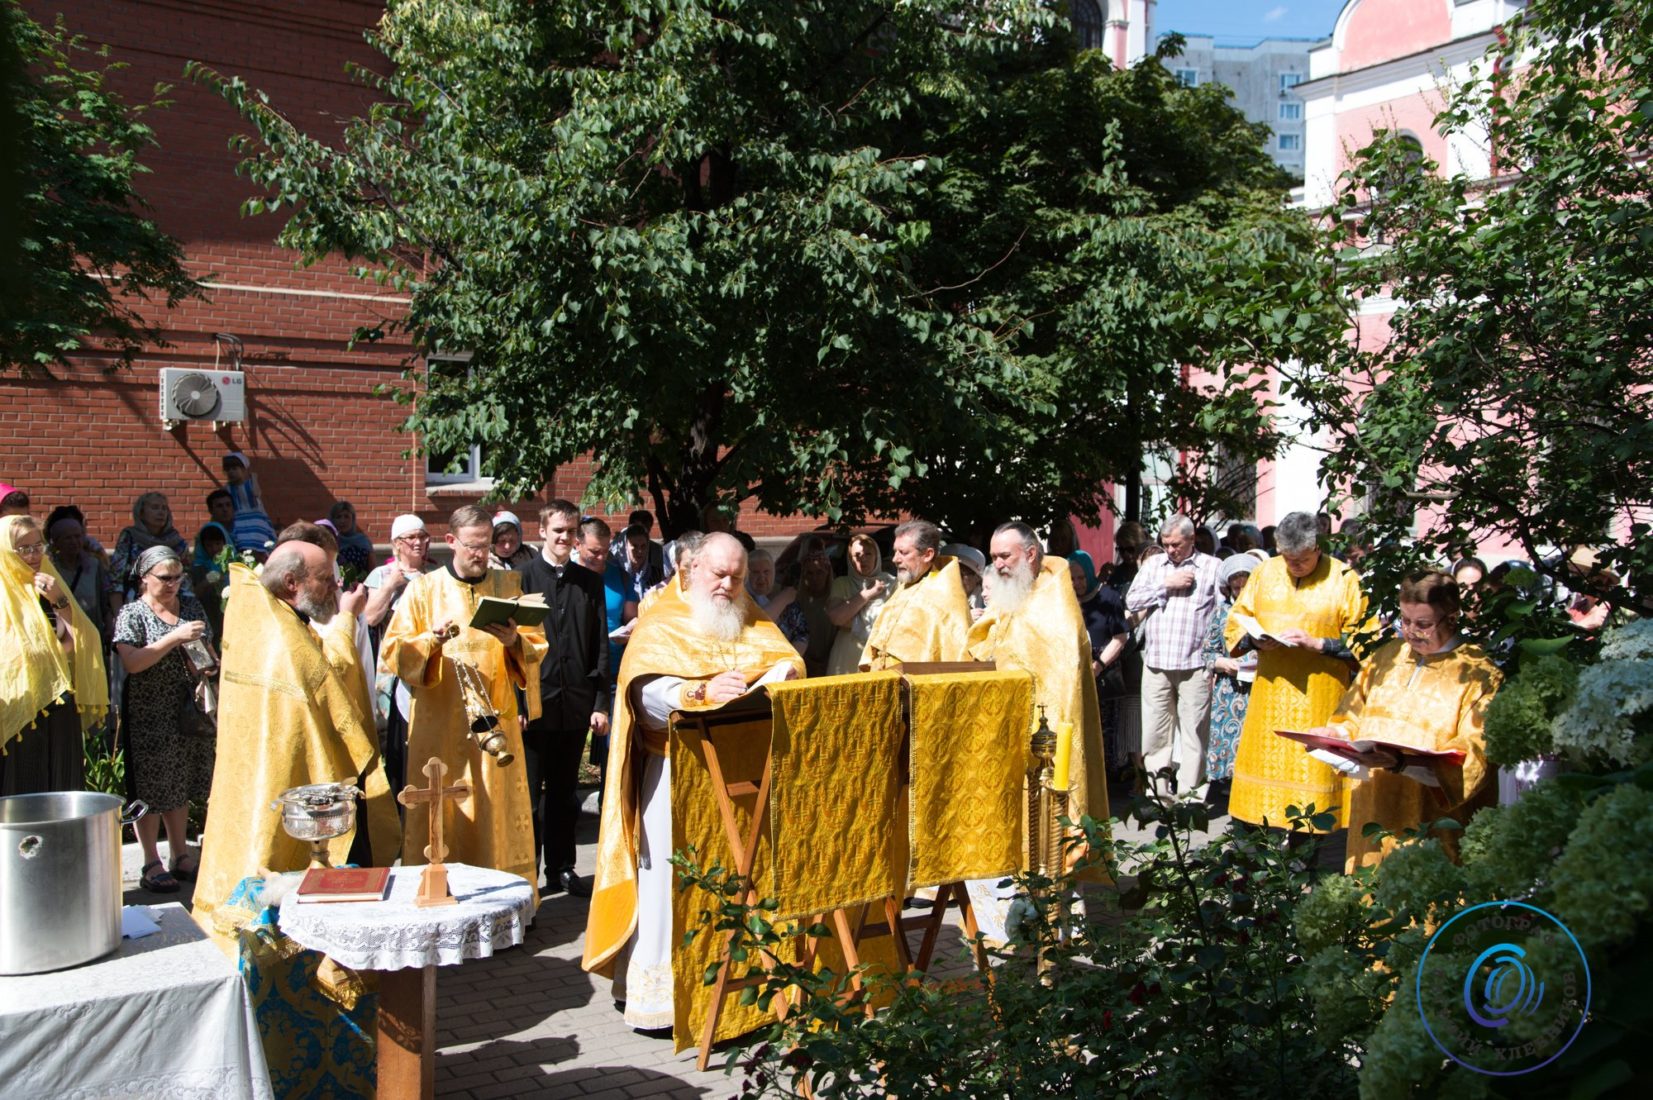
[397,756,470,908]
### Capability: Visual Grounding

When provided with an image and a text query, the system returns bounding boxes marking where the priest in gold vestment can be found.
[380,505,547,897]
[1310,570,1500,870]
[1224,511,1369,830]
[965,522,1109,939]
[859,518,973,669]
[583,532,802,1030]
[192,543,399,941]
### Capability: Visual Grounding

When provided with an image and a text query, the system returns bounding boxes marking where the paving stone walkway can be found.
[118,777,1282,1098]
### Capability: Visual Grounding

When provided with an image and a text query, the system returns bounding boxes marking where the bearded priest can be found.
[965,522,1110,936]
[380,504,547,898]
[583,532,803,1030]
[858,518,973,670]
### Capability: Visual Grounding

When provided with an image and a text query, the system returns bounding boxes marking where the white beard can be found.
[990,559,1035,614]
[689,588,744,642]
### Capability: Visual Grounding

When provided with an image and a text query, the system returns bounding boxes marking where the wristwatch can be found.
[683,681,708,706]
[53,596,69,610]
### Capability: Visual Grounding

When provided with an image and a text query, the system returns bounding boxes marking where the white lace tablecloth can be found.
[0,902,273,1100]
[276,863,533,971]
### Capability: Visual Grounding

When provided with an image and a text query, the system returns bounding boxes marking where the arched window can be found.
[1070,0,1106,52]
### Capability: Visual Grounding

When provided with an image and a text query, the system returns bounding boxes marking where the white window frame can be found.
[423,353,493,490]
[1278,101,1303,121]
[1279,72,1303,92]
[1175,68,1199,87]
[1278,133,1302,152]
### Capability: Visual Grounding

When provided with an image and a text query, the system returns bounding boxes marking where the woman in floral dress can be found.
[1204,554,1259,786]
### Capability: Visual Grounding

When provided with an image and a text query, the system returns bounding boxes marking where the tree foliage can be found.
[0,2,200,370]
[1281,0,1653,616]
[192,0,1312,536]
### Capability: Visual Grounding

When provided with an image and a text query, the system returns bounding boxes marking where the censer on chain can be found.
[437,624,515,766]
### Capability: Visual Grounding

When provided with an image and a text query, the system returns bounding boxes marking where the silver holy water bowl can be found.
[272,782,361,867]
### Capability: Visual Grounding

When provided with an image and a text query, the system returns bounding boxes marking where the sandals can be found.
[170,852,200,882]
[140,860,181,893]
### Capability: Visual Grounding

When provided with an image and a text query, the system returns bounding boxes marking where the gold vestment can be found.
[859,556,972,670]
[583,580,803,974]
[1332,638,1500,870]
[966,557,1110,827]
[192,563,400,942]
[380,568,546,897]
[1224,554,1368,830]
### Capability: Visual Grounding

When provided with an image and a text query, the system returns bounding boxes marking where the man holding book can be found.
[380,504,548,901]
[516,499,610,898]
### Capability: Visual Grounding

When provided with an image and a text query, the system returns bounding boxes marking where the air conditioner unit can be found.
[159,368,246,428]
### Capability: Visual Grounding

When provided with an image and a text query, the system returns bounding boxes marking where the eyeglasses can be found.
[15,542,45,556]
[454,540,491,553]
[396,533,430,543]
[149,573,185,584]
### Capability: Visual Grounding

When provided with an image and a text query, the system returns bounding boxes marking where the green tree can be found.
[0,2,200,370]
[192,0,1310,536]
[1280,0,1653,617]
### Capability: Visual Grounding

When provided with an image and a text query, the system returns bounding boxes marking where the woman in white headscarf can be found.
[825,533,897,675]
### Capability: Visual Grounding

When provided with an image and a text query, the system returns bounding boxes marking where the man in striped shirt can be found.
[1125,514,1223,796]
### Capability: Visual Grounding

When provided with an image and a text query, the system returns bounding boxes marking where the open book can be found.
[1230,612,1296,649]
[469,592,548,630]
[1274,729,1464,784]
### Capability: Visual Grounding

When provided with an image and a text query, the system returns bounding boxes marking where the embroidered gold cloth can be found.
[860,556,972,670]
[966,557,1109,828]
[669,705,781,1052]
[1333,639,1501,869]
[1,515,107,747]
[193,563,400,944]
[1224,554,1368,830]
[767,672,905,919]
[380,568,546,900]
[583,580,802,976]
[906,670,1031,888]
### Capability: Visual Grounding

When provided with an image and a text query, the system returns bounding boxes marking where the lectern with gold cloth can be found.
[670,667,1033,1066]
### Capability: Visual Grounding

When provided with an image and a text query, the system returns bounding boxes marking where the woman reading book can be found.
[1305,569,1503,870]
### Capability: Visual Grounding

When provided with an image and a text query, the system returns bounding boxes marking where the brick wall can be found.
[3,0,823,550]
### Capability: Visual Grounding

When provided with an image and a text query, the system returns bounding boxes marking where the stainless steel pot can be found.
[0,792,146,975]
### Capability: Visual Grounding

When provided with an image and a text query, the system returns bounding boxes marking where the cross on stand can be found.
[398,757,470,908]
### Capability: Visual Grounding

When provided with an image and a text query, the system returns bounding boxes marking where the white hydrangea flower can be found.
[1551,623,1653,766]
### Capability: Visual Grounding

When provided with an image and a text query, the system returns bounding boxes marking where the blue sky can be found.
[1152,0,1352,46]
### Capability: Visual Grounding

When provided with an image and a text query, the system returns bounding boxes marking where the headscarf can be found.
[0,515,108,743]
[0,481,23,510]
[194,521,234,571]
[119,492,187,560]
[135,544,184,585]
[847,532,886,579]
[1068,549,1101,601]
[1220,553,1257,597]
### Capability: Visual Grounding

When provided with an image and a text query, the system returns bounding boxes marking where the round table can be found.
[278,863,534,1099]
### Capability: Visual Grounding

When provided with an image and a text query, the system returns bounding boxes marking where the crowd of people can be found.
[0,470,1610,1039]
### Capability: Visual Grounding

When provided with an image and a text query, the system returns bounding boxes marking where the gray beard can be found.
[991,561,1034,614]
[689,588,744,642]
[896,565,924,585]
[297,590,338,624]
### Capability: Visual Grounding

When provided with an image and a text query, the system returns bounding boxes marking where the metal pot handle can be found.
[121,800,149,826]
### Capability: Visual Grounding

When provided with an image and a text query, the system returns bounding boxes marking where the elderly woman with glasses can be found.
[1,515,108,794]
[113,545,216,892]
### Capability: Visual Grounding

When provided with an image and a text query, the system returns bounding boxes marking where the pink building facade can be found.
[1253,0,1525,551]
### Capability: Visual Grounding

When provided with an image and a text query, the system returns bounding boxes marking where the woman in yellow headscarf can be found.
[1,514,108,793]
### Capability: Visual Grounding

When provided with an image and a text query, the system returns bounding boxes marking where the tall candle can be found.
[1053,721,1074,791]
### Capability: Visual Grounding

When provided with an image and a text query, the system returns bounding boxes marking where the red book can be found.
[1274,729,1466,767]
[294,866,392,903]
